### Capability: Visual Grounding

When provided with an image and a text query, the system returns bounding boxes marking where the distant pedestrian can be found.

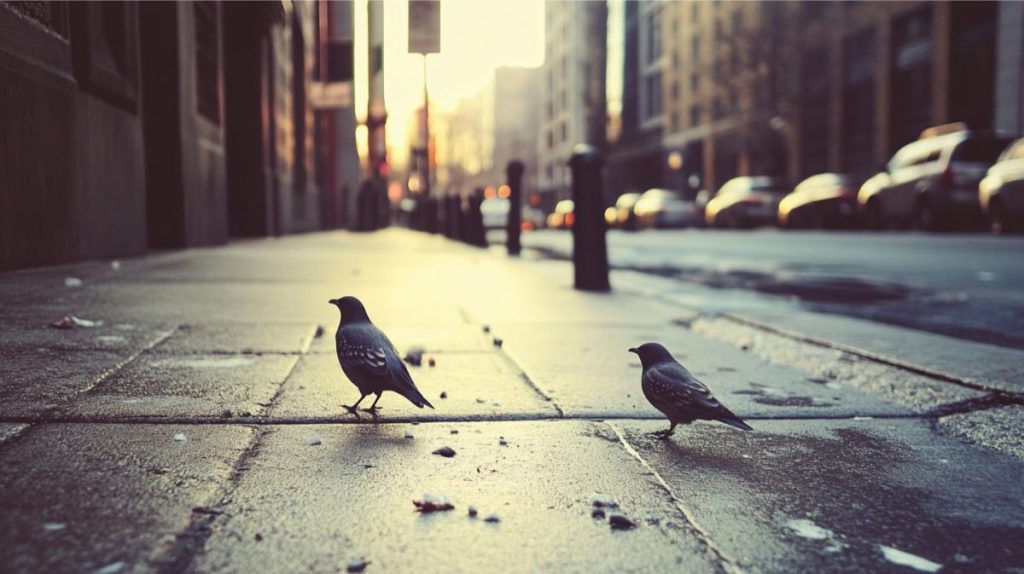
[630,343,752,438]
[331,296,434,412]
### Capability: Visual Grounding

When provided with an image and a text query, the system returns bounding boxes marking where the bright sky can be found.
[354,0,545,169]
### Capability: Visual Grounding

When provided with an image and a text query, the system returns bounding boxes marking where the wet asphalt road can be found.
[521,229,1024,350]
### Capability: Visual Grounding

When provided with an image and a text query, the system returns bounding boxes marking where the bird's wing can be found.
[336,326,390,376]
[644,362,724,412]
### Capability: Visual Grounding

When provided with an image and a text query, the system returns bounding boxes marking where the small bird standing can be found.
[330,296,433,412]
[630,342,752,438]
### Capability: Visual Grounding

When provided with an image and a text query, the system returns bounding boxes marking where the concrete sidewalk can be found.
[1,230,1022,573]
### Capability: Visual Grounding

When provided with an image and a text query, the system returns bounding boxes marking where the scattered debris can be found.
[852,416,874,421]
[591,495,619,510]
[492,337,503,348]
[879,545,942,573]
[404,433,414,440]
[475,398,486,404]
[346,559,370,573]
[482,325,491,333]
[363,464,374,469]
[608,514,637,530]
[498,439,508,447]
[450,429,458,434]
[220,410,233,418]
[440,391,448,399]
[432,446,456,458]
[110,260,121,271]
[96,335,126,345]
[254,533,263,542]
[173,433,187,442]
[43,522,66,533]
[403,346,425,366]
[314,324,325,338]
[94,562,125,574]
[64,277,83,288]
[414,494,455,513]
[308,437,322,446]
[786,518,846,553]
[591,509,605,519]
[49,315,104,330]
[191,507,222,516]
[492,401,501,408]
[484,514,501,523]
[468,506,478,518]
[428,357,436,367]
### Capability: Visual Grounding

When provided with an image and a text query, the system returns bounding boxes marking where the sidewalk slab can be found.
[615,419,1024,573]
[499,323,910,419]
[152,322,318,355]
[307,323,492,355]
[0,423,252,572]
[0,348,130,418]
[65,353,298,419]
[270,351,558,420]
[193,421,722,574]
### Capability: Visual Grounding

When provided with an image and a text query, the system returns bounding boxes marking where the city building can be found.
[659,0,1023,193]
[537,0,607,209]
[0,1,360,271]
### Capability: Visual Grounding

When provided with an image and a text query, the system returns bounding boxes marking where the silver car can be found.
[979,137,1024,234]
[633,188,699,229]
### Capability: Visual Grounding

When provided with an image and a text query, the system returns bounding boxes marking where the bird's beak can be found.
[328,298,338,305]
[628,347,638,354]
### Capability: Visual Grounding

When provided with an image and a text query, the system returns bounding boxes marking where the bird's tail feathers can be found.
[720,416,753,431]
[400,385,434,409]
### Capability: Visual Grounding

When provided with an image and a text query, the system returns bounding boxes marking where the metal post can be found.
[569,144,610,291]
[506,160,524,256]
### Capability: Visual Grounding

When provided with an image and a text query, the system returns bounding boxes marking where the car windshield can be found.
[953,139,1012,163]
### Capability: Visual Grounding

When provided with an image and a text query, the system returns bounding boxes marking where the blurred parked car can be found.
[547,199,575,229]
[705,177,789,228]
[858,127,1013,230]
[481,197,546,231]
[778,173,861,229]
[612,192,641,229]
[694,189,713,224]
[634,188,700,228]
[979,137,1024,234]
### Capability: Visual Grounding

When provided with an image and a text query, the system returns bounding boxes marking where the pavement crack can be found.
[80,326,178,395]
[261,324,319,419]
[926,392,1024,418]
[154,425,266,574]
[606,421,746,574]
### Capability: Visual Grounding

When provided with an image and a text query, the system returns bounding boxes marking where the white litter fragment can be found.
[71,316,103,328]
[786,518,846,553]
[114,323,136,331]
[307,437,322,446]
[97,336,127,345]
[879,545,942,572]
[64,277,83,288]
[852,416,874,421]
[110,260,121,271]
[94,562,125,574]
[43,522,66,532]
[173,433,187,442]
[976,271,996,282]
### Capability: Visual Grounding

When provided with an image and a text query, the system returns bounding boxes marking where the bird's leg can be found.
[343,393,368,414]
[650,422,677,440]
[362,393,383,413]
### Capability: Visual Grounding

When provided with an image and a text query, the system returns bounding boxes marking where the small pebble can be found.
[484,514,501,523]
[254,533,263,542]
[94,562,125,574]
[64,277,83,288]
[173,433,187,442]
[591,509,605,519]
[428,357,436,367]
[404,433,414,440]
[468,506,478,518]
[608,514,637,530]
[492,337,503,348]
[482,325,491,333]
[432,446,456,458]
[43,522,66,532]
[498,439,508,447]
[110,260,122,270]
[440,391,447,399]
[314,325,325,338]
[450,429,458,434]
[308,437,322,446]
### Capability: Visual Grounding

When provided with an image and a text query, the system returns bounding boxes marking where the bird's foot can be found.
[361,406,380,416]
[342,404,362,415]
[649,429,675,440]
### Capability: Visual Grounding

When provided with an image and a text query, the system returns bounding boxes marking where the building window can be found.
[731,10,742,32]
[842,29,875,175]
[670,111,679,132]
[691,34,700,61]
[547,130,554,149]
[194,0,221,123]
[560,121,567,143]
[691,73,699,92]
[646,9,662,63]
[890,6,933,151]
[690,104,702,126]
[671,81,679,99]
[800,49,830,177]
[645,71,662,119]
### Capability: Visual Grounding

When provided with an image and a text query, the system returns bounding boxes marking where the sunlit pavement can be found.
[1,229,1023,573]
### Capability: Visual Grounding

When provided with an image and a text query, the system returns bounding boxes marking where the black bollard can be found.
[467,188,486,247]
[569,144,610,291]
[506,161,524,256]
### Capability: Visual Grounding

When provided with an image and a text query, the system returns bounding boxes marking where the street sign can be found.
[309,81,352,109]
[408,0,440,54]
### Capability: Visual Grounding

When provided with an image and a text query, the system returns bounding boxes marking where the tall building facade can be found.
[657,0,1021,194]
[537,1,607,207]
[0,1,360,271]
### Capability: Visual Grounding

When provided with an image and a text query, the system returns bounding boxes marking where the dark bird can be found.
[330,296,433,412]
[630,342,752,438]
